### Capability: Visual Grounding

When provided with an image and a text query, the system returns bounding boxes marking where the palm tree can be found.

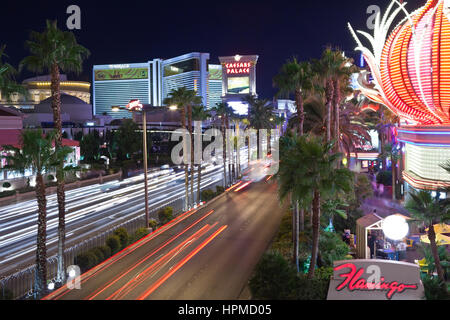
[212,102,234,187]
[192,105,211,203]
[0,130,73,296]
[273,58,313,135]
[246,97,275,159]
[405,190,449,286]
[278,134,354,278]
[20,20,90,283]
[0,45,26,101]
[164,87,201,208]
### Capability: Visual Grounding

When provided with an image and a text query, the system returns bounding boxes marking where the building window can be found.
[164,58,200,77]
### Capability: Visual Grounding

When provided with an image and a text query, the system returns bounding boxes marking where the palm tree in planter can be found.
[192,105,211,204]
[0,130,74,296]
[20,20,90,283]
[278,134,353,278]
[406,190,449,288]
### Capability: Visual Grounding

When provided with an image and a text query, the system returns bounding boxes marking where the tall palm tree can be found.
[273,58,313,135]
[278,134,354,278]
[212,102,234,187]
[246,97,275,159]
[405,190,449,286]
[192,105,211,203]
[164,87,201,208]
[20,20,90,283]
[0,130,73,296]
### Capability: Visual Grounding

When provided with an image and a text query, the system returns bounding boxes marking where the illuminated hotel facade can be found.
[93,52,223,119]
[350,0,450,199]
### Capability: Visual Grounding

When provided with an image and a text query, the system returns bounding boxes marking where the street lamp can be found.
[112,100,176,230]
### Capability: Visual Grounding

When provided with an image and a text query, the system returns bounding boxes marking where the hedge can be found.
[0,190,16,198]
[106,235,121,254]
[201,189,215,202]
[158,207,173,225]
[113,228,130,249]
[75,251,98,273]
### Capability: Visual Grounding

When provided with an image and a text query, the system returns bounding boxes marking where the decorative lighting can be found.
[382,215,409,240]
[348,0,450,125]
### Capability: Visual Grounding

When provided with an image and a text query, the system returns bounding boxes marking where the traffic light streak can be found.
[137,225,228,300]
[85,209,215,300]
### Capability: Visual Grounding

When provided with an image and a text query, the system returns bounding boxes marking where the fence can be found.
[0,172,229,300]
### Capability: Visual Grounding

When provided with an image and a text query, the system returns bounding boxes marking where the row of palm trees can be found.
[0,20,89,296]
[274,47,362,278]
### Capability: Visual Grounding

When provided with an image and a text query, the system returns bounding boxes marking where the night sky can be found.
[1,0,424,99]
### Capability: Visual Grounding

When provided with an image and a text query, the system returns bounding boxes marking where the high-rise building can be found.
[162,52,210,107]
[208,64,223,109]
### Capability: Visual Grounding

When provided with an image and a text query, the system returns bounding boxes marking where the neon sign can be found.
[327,260,424,300]
[334,263,418,299]
[126,99,143,112]
[225,62,251,75]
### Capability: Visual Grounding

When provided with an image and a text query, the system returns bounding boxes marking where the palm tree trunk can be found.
[428,225,446,284]
[222,118,227,187]
[299,208,304,232]
[308,189,321,279]
[35,173,47,295]
[188,105,194,206]
[180,106,189,211]
[50,62,66,283]
[296,89,304,135]
[334,79,341,163]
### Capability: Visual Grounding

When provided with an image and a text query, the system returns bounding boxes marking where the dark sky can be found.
[1,0,424,99]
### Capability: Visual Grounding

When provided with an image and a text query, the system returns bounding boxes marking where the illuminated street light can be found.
[382,215,409,241]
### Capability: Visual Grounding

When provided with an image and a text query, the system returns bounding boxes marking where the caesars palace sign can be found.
[225,62,251,75]
[327,260,424,300]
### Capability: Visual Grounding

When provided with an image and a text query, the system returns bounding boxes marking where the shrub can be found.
[314,266,334,281]
[2,182,11,189]
[0,287,13,300]
[158,207,173,225]
[318,232,350,267]
[0,190,16,198]
[75,251,98,273]
[134,228,150,242]
[106,235,121,254]
[201,189,215,202]
[91,247,105,262]
[98,245,112,260]
[47,175,55,181]
[249,252,298,300]
[148,219,158,230]
[216,186,225,195]
[113,228,130,249]
[376,170,392,186]
[294,276,330,300]
[421,274,449,300]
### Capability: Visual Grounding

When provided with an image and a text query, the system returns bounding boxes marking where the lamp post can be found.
[112,101,176,230]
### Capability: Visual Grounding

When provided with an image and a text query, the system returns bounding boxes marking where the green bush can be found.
[113,228,130,249]
[134,227,150,242]
[2,182,11,189]
[376,170,392,186]
[201,189,215,202]
[216,186,225,195]
[319,232,350,267]
[91,247,105,262]
[0,287,13,300]
[75,251,98,273]
[294,276,330,300]
[249,252,298,300]
[148,219,158,230]
[106,235,121,254]
[314,266,334,281]
[98,245,112,260]
[0,190,16,198]
[421,274,449,300]
[47,175,55,181]
[158,207,173,225]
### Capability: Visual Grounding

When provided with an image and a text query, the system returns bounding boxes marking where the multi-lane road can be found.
[0,164,231,277]
[43,177,285,300]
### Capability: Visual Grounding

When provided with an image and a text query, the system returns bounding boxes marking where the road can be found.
[0,163,236,277]
[43,177,285,300]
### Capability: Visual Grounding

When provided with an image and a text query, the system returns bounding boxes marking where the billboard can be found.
[94,68,148,81]
[227,76,250,94]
